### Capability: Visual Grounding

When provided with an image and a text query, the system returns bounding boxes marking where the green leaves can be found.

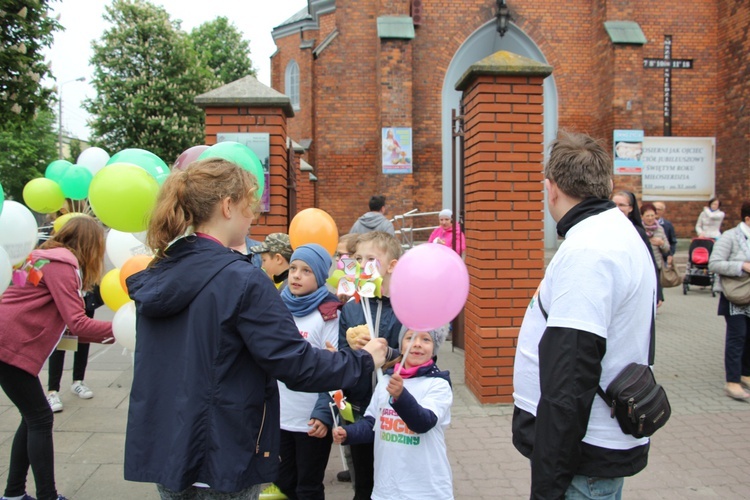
[189,16,255,85]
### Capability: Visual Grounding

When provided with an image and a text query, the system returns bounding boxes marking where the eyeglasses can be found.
[615,203,631,208]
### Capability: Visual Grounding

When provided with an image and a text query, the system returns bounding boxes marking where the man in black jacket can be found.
[512,132,657,499]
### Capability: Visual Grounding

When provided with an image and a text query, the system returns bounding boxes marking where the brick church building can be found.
[270,0,749,244]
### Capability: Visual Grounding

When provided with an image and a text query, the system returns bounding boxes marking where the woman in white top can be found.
[696,197,725,239]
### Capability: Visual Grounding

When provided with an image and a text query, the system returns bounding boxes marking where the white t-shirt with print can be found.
[278,309,339,432]
[365,373,454,500]
[513,207,656,450]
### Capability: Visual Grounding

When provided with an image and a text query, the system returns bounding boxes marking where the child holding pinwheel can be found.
[335,231,404,499]
[276,243,343,500]
[333,325,454,500]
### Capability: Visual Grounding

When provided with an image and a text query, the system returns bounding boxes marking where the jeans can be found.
[157,483,261,500]
[275,429,333,500]
[566,475,624,500]
[0,361,58,500]
[47,343,91,392]
[724,313,750,383]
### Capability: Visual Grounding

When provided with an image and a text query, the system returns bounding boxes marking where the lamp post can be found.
[58,77,86,159]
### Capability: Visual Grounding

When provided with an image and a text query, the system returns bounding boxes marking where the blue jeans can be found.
[566,475,624,500]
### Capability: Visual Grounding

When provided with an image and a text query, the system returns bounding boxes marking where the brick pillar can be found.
[455,51,553,404]
[196,76,295,240]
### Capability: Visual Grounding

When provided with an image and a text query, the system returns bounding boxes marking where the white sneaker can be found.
[47,392,63,413]
[71,381,94,399]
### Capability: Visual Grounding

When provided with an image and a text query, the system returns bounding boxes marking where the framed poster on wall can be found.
[217,133,271,212]
[382,127,413,174]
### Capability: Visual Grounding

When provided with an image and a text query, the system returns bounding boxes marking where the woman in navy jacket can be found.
[124,158,387,499]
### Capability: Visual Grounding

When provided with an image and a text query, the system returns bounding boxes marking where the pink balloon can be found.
[173,145,209,171]
[390,243,469,331]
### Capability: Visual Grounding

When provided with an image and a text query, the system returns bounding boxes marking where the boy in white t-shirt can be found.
[333,326,454,500]
[276,244,342,500]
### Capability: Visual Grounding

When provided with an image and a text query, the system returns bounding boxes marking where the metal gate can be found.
[451,106,466,350]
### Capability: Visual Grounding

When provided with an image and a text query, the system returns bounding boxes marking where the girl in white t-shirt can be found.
[333,326,454,500]
[277,244,342,500]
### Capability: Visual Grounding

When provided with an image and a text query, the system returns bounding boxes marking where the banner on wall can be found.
[613,129,644,174]
[217,133,271,212]
[382,127,413,174]
[641,136,715,201]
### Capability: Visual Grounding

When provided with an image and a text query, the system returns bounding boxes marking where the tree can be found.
[189,17,255,85]
[66,138,83,164]
[0,109,58,201]
[84,0,216,164]
[0,0,61,124]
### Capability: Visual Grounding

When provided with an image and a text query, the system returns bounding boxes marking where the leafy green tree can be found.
[189,17,255,85]
[66,138,83,164]
[0,109,58,201]
[84,0,216,163]
[0,0,61,124]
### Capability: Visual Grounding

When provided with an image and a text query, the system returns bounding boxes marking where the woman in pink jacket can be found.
[0,215,113,500]
[428,209,466,256]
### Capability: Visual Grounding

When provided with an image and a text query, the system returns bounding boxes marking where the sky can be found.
[45,0,309,141]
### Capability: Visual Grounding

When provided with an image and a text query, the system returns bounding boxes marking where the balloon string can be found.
[395,332,417,377]
[361,297,383,383]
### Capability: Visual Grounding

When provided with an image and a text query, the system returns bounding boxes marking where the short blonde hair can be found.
[355,231,403,262]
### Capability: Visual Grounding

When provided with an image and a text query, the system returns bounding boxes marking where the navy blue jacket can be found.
[124,236,375,493]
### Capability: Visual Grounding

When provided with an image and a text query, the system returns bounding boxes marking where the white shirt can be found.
[366,374,454,500]
[278,309,339,432]
[513,207,656,450]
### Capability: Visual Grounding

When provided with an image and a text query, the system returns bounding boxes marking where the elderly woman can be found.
[428,209,465,255]
[641,203,670,271]
[708,201,750,400]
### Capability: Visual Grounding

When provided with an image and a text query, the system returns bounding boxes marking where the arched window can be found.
[285,60,300,110]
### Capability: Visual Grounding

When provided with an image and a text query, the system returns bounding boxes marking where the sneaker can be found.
[336,470,351,482]
[47,392,63,413]
[57,496,69,500]
[71,380,94,399]
[1,495,37,500]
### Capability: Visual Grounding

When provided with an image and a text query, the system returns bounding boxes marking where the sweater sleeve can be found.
[428,227,441,243]
[390,387,438,434]
[342,416,377,445]
[44,262,113,343]
[708,230,745,277]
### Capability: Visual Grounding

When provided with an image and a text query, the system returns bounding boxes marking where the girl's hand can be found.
[332,426,347,444]
[307,418,328,438]
[387,373,404,400]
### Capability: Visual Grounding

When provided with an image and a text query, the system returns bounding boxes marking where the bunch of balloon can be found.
[0,180,17,295]
[289,208,339,256]
[0,200,39,295]
[100,254,152,351]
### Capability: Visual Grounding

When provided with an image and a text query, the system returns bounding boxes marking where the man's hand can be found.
[332,426,347,444]
[362,337,388,368]
[387,372,404,400]
[307,418,328,438]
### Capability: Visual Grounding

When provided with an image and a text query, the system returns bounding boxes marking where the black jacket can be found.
[124,236,375,492]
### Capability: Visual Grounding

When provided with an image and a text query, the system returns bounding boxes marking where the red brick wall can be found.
[273,0,731,240]
[462,74,547,404]
[203,106,289,239]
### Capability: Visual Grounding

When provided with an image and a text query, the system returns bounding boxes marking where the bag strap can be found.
[536,289,656,402]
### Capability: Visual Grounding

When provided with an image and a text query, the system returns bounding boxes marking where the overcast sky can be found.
[45,0,308,141]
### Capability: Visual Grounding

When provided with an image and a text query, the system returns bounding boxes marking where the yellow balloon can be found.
[101,268,130,312]
[53,212,86,233]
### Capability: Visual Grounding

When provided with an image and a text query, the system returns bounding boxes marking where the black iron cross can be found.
[643,35,693,136]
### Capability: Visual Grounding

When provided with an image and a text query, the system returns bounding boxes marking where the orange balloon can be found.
[120,255,153,292]
[289,208,338,256]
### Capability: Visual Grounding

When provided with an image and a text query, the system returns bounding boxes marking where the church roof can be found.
[275,6,312,29]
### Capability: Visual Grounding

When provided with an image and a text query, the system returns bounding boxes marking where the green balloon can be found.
[89,163,160,232]
[22,178,65,213]
[197,141,265,197]
[0,179,4,217]
[58,165,93,200]
[45,160,74,183]
[107,149,170,186]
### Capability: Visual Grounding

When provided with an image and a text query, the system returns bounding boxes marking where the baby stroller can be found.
[682,237,716,296]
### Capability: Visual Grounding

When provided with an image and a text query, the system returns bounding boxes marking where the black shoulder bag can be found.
[537,295,671,438]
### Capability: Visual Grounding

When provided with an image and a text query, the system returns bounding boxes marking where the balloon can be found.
[390,243,470,331]
[112,300,137,350]
[288,208,338,256]
[107,148,170,185]
[119,255,152,292]
[22,178,65,213]
[198,141,265,196]
[58,164,93,200]
[53,212,86,233]
[76,147,110,175]
[44,160,73,183]
[101,268,131,312]
[89,163,160,233]
[174,145,209,171]
[106,229,152,268]
[0,201,38,266]
[0,246,12,295]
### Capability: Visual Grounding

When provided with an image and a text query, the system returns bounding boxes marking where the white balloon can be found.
[133,230,148,244]
[0,201,39,266]
[106,229,153,268]
[0,245,12,295]
[77,147,110,176]
[112,300,137,351]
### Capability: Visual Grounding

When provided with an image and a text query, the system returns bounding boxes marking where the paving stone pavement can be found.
[2,249,749,499]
